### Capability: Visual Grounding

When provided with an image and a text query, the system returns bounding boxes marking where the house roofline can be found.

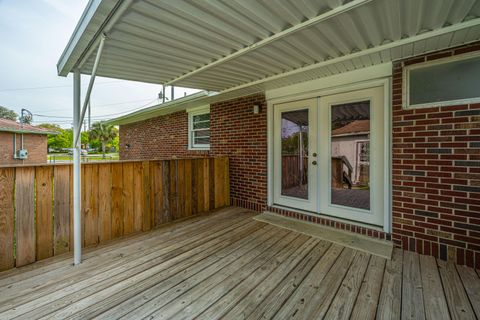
[105,91,213,126]
[0,127,59,135]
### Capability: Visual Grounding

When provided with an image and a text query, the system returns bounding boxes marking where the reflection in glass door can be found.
[330,101,370,210]
[281,110,309,200]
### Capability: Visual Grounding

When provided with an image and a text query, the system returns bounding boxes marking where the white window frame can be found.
[187,105,210,150]
[403,52,480,110]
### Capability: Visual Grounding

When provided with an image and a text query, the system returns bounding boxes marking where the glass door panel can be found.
[318,86,384,227]
[281,110,309,200]
[273,99,317,212]
[330,101,371,210]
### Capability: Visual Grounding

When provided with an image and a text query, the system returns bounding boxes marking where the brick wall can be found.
[0,132,48,165]
[392,43,480,268]
[210,94,268,210]
[120,93,268,210]
[119,111,208,159]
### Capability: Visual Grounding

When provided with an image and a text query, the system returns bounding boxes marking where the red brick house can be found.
[0,118,56,165]
[57,0,480,268]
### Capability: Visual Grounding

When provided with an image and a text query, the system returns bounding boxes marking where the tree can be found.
[36,124,88,151]
[38,123,64,150]
[0,106,18,121]
[89,121,117,158]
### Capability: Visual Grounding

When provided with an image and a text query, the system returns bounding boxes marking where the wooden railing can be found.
[0,157,230,271]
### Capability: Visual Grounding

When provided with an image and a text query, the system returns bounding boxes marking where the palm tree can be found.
[89,121,117,158]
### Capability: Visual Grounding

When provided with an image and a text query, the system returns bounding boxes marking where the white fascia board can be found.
[57,0,125,77]
[106,91,213,126]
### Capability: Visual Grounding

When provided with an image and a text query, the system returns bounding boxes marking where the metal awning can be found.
[58,0,480,96]
[59,0,480,266]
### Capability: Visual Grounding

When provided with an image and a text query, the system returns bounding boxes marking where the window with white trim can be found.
[404,53,480,109]
[188,106,210,150]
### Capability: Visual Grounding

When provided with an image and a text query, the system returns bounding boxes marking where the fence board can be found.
[98,163,112,242]
[195,159,204,214]
[184,159,193,218]
[153,161,164,226]
[142,161,152,231]
[15,167,36,267]
[203,158,211,212]
[0,168,15,271]
[36,166,53,260]
[111,163,124,238]
[123,163,134,235]
[84,164,99,247]
[169,160,178,221]
[133,162,144,233]
[177,160,185,220]
[0,157,229,272]
[162,161,171,224]
[54,166,70,255]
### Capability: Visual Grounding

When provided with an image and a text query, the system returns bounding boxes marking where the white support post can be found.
[73,69,82,265]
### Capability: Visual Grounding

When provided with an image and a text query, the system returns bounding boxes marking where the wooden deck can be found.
[0,207,479,320]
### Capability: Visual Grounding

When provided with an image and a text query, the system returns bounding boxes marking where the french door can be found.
[273,86,385,227]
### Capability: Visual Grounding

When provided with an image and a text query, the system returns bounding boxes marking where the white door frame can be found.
[319,86,384,226]
[267,77,391,233]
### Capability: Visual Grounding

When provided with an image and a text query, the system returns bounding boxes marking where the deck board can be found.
[0,206,477,320]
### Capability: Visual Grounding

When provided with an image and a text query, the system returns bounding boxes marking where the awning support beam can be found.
[74,33,107,146]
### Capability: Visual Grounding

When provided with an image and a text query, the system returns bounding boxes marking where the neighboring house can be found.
[0,118,56,165]
[331,119,370,186]
[58,0,480,268]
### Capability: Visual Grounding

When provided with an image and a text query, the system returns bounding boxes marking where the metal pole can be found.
[73,70,82,266]
[162,85,166,103]
[170,85,174,101]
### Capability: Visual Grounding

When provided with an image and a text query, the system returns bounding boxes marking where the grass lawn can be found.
[48,153,119,162]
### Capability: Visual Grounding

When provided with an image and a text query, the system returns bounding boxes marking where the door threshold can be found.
[255,211,393,259]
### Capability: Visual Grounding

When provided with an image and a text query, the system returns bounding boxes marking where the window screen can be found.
[408,55,480,107]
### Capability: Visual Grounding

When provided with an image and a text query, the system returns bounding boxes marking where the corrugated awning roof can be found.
[58,0,480,105]
[0,118,59,135]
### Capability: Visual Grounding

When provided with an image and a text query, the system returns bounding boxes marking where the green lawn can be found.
[48,153,119,163]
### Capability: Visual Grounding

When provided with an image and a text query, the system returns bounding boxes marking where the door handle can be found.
[312,161,317,165]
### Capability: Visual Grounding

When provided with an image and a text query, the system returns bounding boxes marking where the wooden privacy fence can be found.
[281,154,308,189]
[0,157,230,272]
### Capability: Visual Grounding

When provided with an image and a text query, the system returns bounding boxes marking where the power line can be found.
[0,81,123,92]
[32,98,159,122]
[31,98,155,114]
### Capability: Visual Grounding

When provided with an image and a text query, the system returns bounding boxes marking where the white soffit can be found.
[62,0,480,95]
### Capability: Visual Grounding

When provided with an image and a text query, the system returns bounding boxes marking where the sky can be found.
[0,0,198,128]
